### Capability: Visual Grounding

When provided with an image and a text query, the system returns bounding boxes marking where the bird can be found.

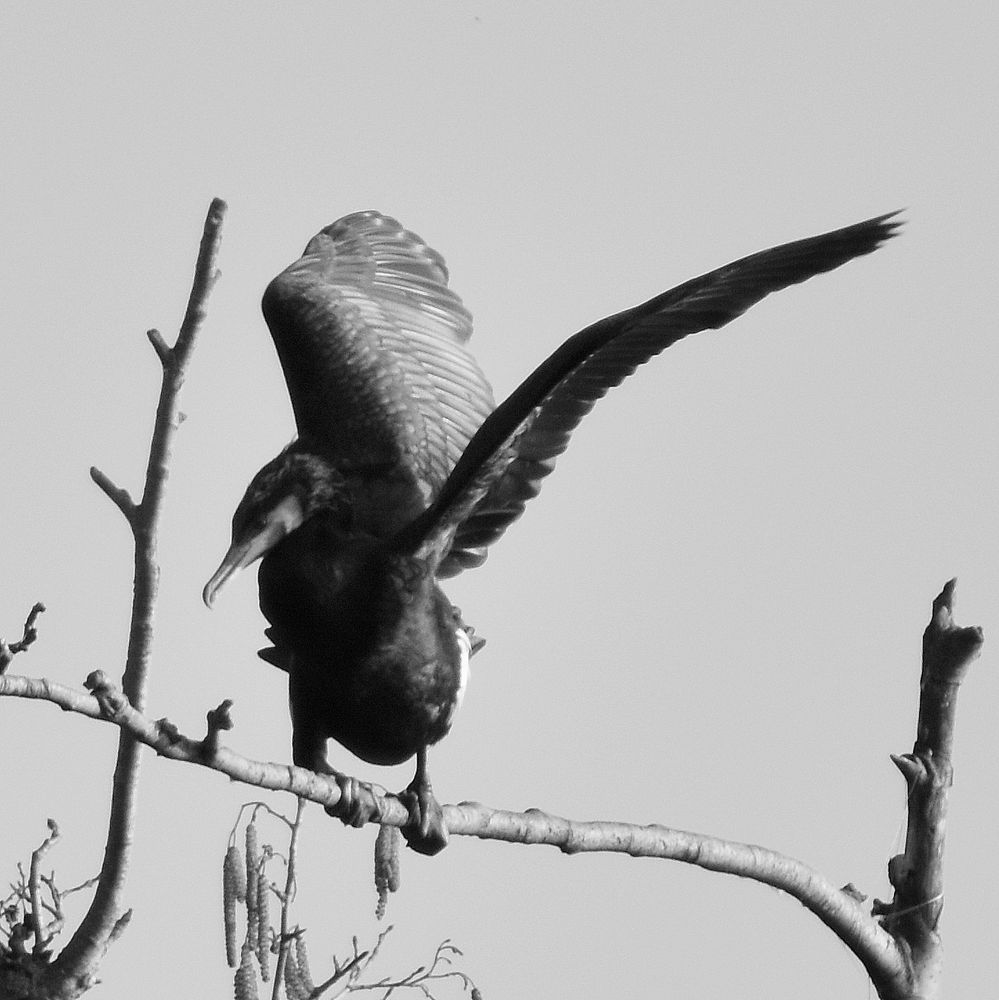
[204,209,900,854]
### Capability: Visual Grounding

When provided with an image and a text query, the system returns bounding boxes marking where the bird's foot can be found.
[325,772,384,829]
[398,773,448,856]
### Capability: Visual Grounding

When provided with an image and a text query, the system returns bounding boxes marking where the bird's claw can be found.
[399,776,448,856]
[326,773,383,828]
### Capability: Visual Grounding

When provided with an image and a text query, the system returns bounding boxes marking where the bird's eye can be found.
[248,512,270,534]
[232,508,264,539]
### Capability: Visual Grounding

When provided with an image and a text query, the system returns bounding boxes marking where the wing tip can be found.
[850,209,905,254]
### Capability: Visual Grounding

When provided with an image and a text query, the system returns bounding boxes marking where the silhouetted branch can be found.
[19,197,228,1000]
[0,602,46,674]
[203,699,236,759]
[1,578,981,998]
[868,580,982,1000]
[0,671,898,990]
[88,467,137,525]
[145,328,171,366]
[27,820,60,956]
[1,821,100,984]
[223,807,476,1000]
[0,673,108,720]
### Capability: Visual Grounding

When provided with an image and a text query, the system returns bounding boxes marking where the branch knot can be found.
[84,671,130,721]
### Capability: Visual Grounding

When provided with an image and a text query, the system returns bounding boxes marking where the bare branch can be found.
[346,937,475,998]
[28,820,60,955]
[41,198,227,999]
[0,602,46,674]
[312,949,368,998]
[1,666,904,991]
[1,819,100,989]
[107,909,132,946]
[175,198,225,355]
[203,699,236,760]
[271,799,306,1000]
[89,466,137,524]
[140,196,225,524]
[60,876,101,900]
[145,328,171,366]
[0,674,105,719]
[871,579,983,1000]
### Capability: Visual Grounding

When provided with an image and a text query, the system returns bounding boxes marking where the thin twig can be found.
[315,948,369,999]
[28,820,60,954]
[0,602,46,674]
[272,798,306,1000]
[61,876,101,899]
[88,467,137,525]
[203,699,235,760]
[347,938,474,999]
[146,328,171,366]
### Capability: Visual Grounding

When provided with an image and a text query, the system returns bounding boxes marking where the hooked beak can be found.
[202,496,304,608]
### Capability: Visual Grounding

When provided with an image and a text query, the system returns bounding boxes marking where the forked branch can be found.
[3,575,981,1000]
[27,198,227,999]
[871,580,982,999]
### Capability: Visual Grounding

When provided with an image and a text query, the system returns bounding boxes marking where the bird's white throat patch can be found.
[270,494,305,538]
[453,627,471,713]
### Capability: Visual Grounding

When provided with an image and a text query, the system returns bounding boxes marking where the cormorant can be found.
[204,210,900,854]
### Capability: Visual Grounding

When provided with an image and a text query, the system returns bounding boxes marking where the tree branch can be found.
[0,665,905,991]
[27,821,60,957]
[870,579,983,1000]
[0,602,46,675]
[38,198,227,999]
[3,578,981,998]
[87,467,137,526]
[270,798,305,1000]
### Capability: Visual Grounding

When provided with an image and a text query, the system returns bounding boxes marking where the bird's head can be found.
[203,449,347,608]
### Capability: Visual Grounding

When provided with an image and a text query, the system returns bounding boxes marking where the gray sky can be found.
[2,3,996,997]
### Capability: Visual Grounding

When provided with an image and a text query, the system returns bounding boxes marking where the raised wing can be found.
[261,212,495,507]
[400,212,901,575]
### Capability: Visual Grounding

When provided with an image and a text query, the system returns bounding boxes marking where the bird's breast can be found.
[287,630,468,766]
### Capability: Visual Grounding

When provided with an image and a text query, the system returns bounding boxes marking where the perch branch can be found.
[1,564,981,1000]
[1,665,905,990]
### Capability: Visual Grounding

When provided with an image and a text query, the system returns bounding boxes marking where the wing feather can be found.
[410,212,902,575]
[261,212,495,511]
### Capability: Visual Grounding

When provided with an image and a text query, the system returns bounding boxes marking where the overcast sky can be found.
[2,3,996,997]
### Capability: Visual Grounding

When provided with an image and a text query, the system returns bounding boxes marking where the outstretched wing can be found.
[401,212,901,576]
[261,212,495,510]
